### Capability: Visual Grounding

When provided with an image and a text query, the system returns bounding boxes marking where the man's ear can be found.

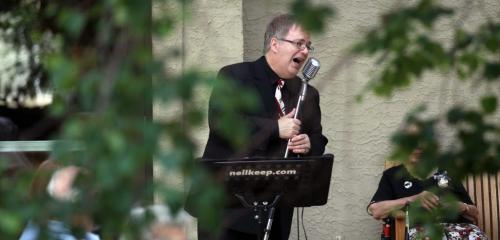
[270,37,279,53]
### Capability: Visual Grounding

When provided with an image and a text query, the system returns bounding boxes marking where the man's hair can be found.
[263,14,298,54]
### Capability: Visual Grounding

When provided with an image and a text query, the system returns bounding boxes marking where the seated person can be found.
[367,148,487,239]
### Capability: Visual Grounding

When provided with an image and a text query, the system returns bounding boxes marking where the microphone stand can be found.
[284,79,308,158]
[234,194,281,240]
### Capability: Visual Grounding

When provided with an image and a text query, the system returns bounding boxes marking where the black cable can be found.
[301,207,308,240]
[296,208,300,240]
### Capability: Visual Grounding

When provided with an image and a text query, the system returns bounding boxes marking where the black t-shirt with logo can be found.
[369,165,473,224]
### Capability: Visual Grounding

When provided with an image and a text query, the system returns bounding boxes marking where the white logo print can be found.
[404,181,412,189]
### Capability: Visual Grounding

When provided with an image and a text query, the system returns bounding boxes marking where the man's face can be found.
[272,25,311,79]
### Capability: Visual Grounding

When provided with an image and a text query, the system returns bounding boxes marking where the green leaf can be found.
[459,52,480,75]
[484,62,500,81]
[480,95,497,114]
[291,0,335,34]
[454,29,473,49]
[58,9,86,37]
[447,107,464,124]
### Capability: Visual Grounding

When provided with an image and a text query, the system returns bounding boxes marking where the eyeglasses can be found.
[277,38,314,52]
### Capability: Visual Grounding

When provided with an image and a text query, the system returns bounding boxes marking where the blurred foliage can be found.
[354,0,499,238]
[0,0,253,239]
[11,0,498,239]
[408,190,463,225]
[0,0,335,239]
[354,0,500,179]
[291,0,335,34]
[0,0,49,103]
[353,0,454,96]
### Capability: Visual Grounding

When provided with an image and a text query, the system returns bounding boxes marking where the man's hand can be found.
[278,109,301,139]
[288,134,311,154]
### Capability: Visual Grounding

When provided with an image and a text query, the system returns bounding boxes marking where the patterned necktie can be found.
[274,79,286,116]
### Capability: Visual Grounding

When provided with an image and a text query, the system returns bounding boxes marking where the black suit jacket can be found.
[201,56,328,237]
[203,56,327,159]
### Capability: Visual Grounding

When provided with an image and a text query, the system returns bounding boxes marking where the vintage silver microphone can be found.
[284,57,320,158]
[301,57,320,81]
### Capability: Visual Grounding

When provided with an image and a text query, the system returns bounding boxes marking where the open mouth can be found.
[292,57,304,64]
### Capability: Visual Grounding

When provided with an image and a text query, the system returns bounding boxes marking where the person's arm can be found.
[452,181,479,222]
[368,197,413,220]
[367,169,398,220]
[368,190,440,220]
[457,201,479,222]
[368,167,441,220]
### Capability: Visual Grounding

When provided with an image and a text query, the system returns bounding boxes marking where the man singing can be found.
[200,14,328,240]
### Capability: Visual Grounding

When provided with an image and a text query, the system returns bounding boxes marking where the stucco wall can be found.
[153,0,497,239]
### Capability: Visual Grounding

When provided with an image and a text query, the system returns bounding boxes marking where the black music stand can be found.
[201,154,334,240]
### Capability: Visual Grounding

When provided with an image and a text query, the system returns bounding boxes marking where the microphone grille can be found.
[302,58,320,80]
